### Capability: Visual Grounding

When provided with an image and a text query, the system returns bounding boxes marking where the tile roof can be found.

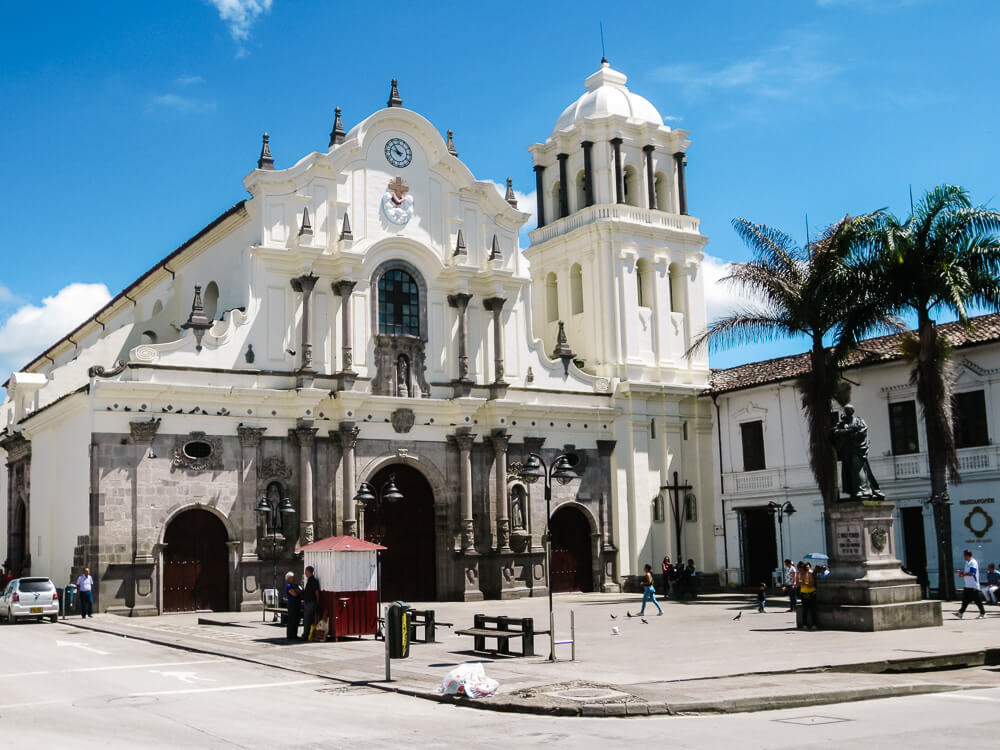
[708,312,1000,395]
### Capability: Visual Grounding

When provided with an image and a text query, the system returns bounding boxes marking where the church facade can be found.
[1,64,714,614]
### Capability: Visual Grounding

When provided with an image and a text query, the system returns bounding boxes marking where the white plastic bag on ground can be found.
[437,662,500,699]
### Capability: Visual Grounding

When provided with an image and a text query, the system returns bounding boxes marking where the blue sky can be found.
[2,0,999,376]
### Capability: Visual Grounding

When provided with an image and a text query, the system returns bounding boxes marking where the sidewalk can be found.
[67,593,1000,716]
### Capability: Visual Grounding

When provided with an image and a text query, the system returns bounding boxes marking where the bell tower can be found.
[525,60,709,385]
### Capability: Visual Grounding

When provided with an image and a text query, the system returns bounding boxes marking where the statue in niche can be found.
[510,485,527,530]
[832,404,885,501]
[397,355,410,397]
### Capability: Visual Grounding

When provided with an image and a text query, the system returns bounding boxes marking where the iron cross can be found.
[660,471,692,560]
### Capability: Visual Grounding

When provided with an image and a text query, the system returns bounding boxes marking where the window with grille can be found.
[953,390,989,448]
[889,400,919,455]
[740,420,766,471]
[378,269,419,336]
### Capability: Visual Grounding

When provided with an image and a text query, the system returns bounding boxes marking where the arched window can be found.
[669,263,684,313]
[140,330,157,345]
[378,269,420,336]
[203,281,219,320]
[654,171,670,212]
[545,272,559,322]
[551,181,564,220]
[570,264,584,315]
[623,165,640,207]
[636,259,653,308]
[575,170,587,213]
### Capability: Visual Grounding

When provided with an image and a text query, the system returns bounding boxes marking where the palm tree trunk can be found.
[915,312,956,600]
[806,343,840,555]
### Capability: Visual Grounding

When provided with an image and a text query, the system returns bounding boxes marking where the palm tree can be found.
[868,185,1000,600]
[692,213,892,549]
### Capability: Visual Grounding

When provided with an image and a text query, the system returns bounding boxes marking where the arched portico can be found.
[549,501,600,593]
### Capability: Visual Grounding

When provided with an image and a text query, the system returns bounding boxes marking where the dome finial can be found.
[387,78,402,108]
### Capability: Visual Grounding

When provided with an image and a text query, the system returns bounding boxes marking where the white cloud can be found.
[0,283,112,376]
[148,93,216,114]
[0,283,17,305]
[652,28,842,101]
[207,0,273,52]
[175,75,205,87]
[701,254,769,323]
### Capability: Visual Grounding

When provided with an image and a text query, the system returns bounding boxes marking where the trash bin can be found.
[387,601,411,659]
[63,584,77,620]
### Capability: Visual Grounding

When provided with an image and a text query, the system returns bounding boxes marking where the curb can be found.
[63,619,992,718]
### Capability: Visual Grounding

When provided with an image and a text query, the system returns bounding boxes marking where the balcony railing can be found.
[725,469,779,494]
[529,203,701,246]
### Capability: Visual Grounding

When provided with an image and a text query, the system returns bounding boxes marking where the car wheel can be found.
[50,614,58,623]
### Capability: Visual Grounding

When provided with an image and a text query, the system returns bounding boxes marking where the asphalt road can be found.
[2,618,999,749]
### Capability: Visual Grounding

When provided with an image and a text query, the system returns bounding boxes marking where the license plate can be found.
[30,607,42,613]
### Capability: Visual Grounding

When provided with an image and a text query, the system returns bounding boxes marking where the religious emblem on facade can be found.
[257,456,292,480]
[390,407,415,433]
[964,505,993,539]
[381,176,414,225]
[171,432,223,471]
[870,526,888,553]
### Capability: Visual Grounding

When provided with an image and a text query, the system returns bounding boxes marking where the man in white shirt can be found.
[783,559,797,612]
[954,550,986,619]
[75,567,94,618]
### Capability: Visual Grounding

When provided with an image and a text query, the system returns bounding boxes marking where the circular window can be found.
[183,441,213,460]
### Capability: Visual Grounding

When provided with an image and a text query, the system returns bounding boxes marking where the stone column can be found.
[129,420,160,616]
[290,274,318,377]
[482,297,507,399]
[295,426,318,545]
[581,141,594,207]
[338,421,360,536]
[611,138,625,204]
[557,152,569,218]
[533,165,546,228]
[447,293,473,397]
[332,280,357,376]
[454,428,476,550]
[643,145,657,210]
[674,151,688,215]
[237,426,266,559]
[491,430,511,552]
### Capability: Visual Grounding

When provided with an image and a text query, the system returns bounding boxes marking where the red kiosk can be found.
[297,536,385,640]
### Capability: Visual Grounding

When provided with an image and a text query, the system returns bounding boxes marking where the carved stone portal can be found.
[373,334,429,397]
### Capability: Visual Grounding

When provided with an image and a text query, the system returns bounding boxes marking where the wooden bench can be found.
[407,608,453,643]
[455,614,549,657]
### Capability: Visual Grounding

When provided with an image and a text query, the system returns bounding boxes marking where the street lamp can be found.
[254,493,296,616]
[767,501,796,570]
[353,474,404,616]
[518,452,579,662]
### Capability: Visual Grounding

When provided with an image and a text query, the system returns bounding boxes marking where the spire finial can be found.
[488,234,502,261]
[339,212,353,242]
[504,177,517,208]
[552,320,576,375]
[446,129,458,157]
[387,78,403,108]
[453,229,467,257]
[181,284,213,351]
[258,132,274,170]
[329,107,345,147]
[298,207,313,237]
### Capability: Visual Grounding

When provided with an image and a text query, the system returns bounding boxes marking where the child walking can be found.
[757,583,767,613]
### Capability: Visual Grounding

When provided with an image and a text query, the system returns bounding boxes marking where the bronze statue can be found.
[832,404,885,501]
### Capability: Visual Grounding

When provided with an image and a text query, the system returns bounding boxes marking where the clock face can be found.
[384,138,412,168]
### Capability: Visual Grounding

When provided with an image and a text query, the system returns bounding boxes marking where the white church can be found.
[1,62,716,614]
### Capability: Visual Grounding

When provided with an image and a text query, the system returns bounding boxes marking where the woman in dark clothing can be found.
[285,571,301,641]
[661,556,672,600]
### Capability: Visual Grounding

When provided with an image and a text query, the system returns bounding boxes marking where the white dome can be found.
[553,61,664,132]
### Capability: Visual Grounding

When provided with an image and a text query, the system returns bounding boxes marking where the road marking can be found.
[930,692,1000,703]
[0,659,221,679]
[0,699,64,710]
[149,669,214,684]
[56,639,109,655]
[131,678,325,697]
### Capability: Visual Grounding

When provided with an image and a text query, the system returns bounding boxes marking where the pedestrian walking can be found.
[757,583,767,613]
[632,564,663,616]
[954,550,986,619]
[783,559,797,611]
[797,562,818,630]
[983,563,999,605]
[75,567,94,618]
[284,571,301,641]
[301,565,320,639]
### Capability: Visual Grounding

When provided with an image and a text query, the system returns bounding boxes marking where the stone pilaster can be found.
[674,151,687,215]
[643,144,656,209]
[581,140,594,207]
[237,426,266,559]
[448,293,473,398]
[611,137,625,204]
[294,425,318,545]
[483,297,507,400]
[490,429,511,552]
[129,420,160,616]
[291,274,318,385]
[332,280,357,390]
[533,165,546,228]
[453,428,476,550]
[557,152,569,218]
[337,422,360,536]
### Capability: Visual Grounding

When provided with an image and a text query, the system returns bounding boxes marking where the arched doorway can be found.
[364,464,436,601]
[163,509,229,612]
[549,505,593,593]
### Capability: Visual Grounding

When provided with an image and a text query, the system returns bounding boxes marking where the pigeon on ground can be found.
[641,618,649,624]
[611,626,620,635]
[732,612,742,621]
[626,612,633,618]
[610,613,617,620]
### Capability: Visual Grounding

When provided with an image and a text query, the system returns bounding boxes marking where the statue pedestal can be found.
[817,501,942,631]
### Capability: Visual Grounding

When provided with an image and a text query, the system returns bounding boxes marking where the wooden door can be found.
[739,507,777,589]
[163,509,229,612]
[549,506,593,593]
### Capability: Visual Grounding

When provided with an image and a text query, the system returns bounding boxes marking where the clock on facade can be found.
[384,138,412,168]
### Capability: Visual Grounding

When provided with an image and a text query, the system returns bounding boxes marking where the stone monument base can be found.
[816,500,942,632]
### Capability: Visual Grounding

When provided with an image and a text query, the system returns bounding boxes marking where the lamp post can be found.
[353,474,404,616]
[767,501,796,570]
[254,493,296,614]
[518,452,579,662]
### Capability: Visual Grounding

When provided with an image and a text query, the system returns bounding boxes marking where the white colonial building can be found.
[710,314,1000,593]
[1,63,716,614]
